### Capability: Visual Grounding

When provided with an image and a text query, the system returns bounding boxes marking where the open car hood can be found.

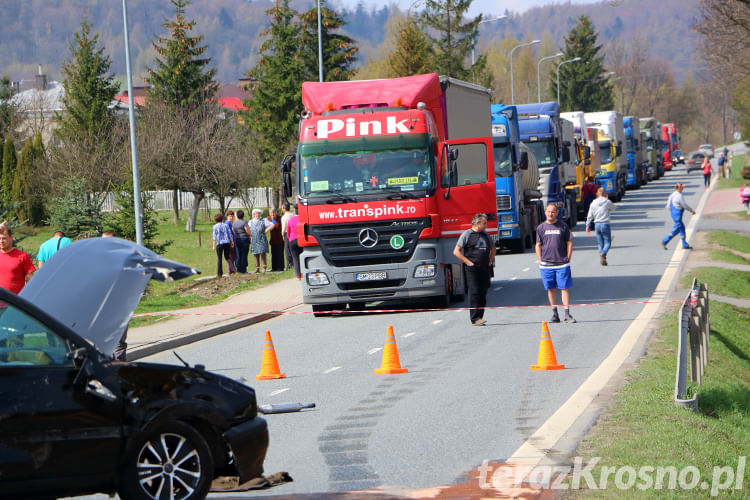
[20,238,199,356]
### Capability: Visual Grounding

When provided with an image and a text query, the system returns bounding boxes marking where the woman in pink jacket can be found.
[741,184,750,215]
[286,212,302,280]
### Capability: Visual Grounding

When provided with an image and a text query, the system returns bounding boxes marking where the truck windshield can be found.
[493,143,512,177]
[599,142,613,164]
[523,139,556,167]
[298,134,433,198]
[626,137,635,153]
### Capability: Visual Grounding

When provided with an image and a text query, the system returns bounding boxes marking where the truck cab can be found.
[516,102,578,228]
[592,128,621,198]
[624,115,646,188]
[640,117,662,179]
[490,104,542,253]
[585,111,627,202]
[561,111,592,219]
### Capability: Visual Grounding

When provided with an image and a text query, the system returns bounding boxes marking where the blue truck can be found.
[515,102,579,228]
[624,115,646,188]
[490,104,543,253]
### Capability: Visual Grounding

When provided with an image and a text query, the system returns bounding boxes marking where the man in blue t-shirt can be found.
[37,231,73,268]
[535,204,575,323]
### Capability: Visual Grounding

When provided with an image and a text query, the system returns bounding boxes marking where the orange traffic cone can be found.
[256,330,286,380]
[530,321,565,370]
[374,325,408,374]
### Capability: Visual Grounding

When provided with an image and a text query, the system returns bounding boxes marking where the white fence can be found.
[98,188,276,212]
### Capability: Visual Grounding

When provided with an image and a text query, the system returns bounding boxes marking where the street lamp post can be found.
[121,0,143,246]
[317,0,323,82]
[510,40,540,105]
[472,15,508,67]
[556,57,582,106]
[536,52,563,102]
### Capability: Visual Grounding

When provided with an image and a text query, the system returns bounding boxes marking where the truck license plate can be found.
[356,272,387,281]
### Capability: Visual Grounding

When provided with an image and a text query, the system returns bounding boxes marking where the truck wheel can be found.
[568,198,578,228]
[508,239,524,254]
[451,265,466,302]
[432,268,453,308]
[312,304,336,317]
[119,421,214,500]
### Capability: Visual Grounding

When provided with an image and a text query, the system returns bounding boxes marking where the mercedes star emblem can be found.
[358,228,378,248]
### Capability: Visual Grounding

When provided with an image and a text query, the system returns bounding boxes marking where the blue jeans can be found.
[595,223,612,256]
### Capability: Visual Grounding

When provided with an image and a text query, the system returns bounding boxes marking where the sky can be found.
[335,0,600,17]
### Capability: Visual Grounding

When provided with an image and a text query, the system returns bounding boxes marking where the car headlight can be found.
[307,272,329,285]
[414,264,436,278]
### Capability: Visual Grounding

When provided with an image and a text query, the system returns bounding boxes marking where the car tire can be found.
[119,421,214,500]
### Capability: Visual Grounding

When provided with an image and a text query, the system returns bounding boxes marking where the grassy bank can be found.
[718,152,747,190]
[566,245,750,498]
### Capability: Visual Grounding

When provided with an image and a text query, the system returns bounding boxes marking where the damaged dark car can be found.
[0,238,268,500]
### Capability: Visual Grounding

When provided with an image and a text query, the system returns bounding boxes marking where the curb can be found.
[128,311,285,361]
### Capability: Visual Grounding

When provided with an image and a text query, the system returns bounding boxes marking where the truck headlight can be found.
[307,272,329,285]
[414,264,436,278]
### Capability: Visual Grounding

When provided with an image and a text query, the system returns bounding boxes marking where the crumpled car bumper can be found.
[223,416,269,484]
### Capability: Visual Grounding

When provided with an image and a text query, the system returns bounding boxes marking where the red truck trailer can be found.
[281,73,498,315]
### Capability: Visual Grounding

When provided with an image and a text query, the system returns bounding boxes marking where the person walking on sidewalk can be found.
[453,213,495,326]
[212,213,235,278]
[661,183,695,250]
[741,183,750,215]
[586,188,617,266]
[701,155,713,189]
[536,204,575,323]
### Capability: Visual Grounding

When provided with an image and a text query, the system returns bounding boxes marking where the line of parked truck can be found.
[281,73,681,314]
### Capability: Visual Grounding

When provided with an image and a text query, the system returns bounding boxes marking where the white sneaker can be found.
[472,319,487,326]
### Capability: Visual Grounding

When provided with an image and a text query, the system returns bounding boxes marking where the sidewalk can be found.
[127,277,304,360]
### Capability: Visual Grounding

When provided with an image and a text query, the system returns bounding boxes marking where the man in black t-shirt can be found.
[454,213,496,326]
[535,203,576,323]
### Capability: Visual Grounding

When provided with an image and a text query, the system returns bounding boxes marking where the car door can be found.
[0,299,122,488]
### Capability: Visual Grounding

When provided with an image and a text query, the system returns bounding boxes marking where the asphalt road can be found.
[73,167,708,499]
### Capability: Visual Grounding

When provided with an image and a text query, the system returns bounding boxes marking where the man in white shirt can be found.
[586,188,617,266]
[661,183,695,250]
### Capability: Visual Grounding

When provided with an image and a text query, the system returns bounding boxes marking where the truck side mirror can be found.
[519,151,529,170]
[563,140,571,147]
[281,154,295,198]
[584,146,591,160]
[562,148,570,163]
[616,145,622,157]
[449,148,459,162]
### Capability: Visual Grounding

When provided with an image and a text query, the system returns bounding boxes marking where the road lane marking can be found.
[493,286,503,291]
[431,319,443,325]
[268,388,289,397]
[323,366,341,374]
[368,347,383,355]
[403,332,416,338]
[522,267,530,272]
[510,277,518,281]
[501,179,715,487]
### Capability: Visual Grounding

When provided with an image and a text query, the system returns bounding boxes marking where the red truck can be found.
[661,122,680,171]
[281,73,498,316]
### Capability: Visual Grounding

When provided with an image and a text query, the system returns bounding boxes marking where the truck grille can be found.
[309,219,428,267]
[496,195,512,211]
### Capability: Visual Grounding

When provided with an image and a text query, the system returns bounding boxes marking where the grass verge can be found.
[567,302,750,499]
[706,230,750,254]
[717,152,747,190]
[680,267,750,299]
[709,249,750,266]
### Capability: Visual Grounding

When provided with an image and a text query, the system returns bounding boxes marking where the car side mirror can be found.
[519,151,529,170]
[562,148,571,163]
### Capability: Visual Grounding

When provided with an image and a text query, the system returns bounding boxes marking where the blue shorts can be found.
[540,265,573,291]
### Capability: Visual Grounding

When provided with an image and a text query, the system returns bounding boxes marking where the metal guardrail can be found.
[674,278,710,410]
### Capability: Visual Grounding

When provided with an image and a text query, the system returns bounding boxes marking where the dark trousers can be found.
[704,173,711,187]
[466,266,491,322]
[271,243,285,271]
[216,243,231,277]
[235,239,250,273]
[289,239,302,278]
[284,237,293,270]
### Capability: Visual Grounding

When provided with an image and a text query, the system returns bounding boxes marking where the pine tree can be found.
[388,14,434,77]
[2,138,17,204]
[243,0,305,169]
[56,19,120,144]
[12,134,46,225]
[146,0,217,108]
[298,0,358,82]
[420,0,485,81]
[105,179,170,254]
[47,177,103,237]
[551,15,613,112]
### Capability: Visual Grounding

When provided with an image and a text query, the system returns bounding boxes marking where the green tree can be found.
[388,14,434,77]
[0,76,19,141]
[298,1,359,82]
[56,19,120,144]
[2,138,17,204]
[11,133,46,225]
[105,179,171,254]
[243,0,304,178]
[46,177,103,237]
[421,0,485,81]
[551,15,613,112]
[146,0,217,108]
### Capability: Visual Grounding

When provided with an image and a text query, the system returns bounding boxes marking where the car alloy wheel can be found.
[121,421,213,500]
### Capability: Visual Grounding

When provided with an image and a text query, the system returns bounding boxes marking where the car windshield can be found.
[523,139,556,167]
[299,134,433,198]
[493,143,512,177]
[599,142,613,164]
